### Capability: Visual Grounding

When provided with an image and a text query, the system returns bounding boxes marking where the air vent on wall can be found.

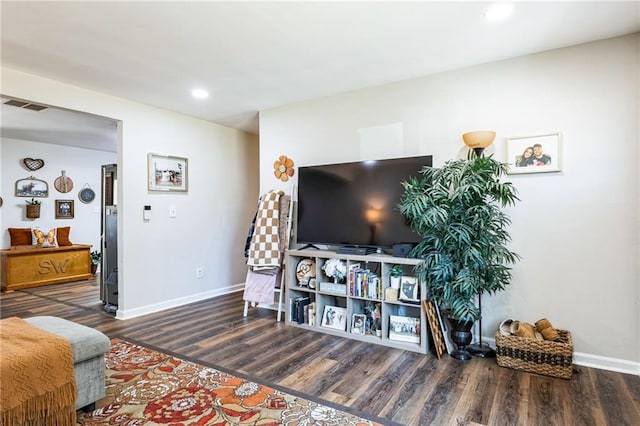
[3,99,48,111]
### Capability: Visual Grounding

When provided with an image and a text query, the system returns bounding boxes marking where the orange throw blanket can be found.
[0,317,77,425]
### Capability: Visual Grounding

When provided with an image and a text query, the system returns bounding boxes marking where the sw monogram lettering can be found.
[39,259,71,275]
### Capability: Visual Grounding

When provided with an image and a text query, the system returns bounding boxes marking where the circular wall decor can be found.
[295,258,316,287]
[23,158,45,171]
[54,170,74,193]
[0,197,3,207]
[79,187,95,204]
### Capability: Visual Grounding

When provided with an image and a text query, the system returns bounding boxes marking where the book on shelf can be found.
[349,267,381,299]
[308,302,315,326]
[290,296,310,324]
[389,315,420,343]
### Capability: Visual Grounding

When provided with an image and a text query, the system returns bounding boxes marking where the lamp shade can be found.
[462,131,496,149]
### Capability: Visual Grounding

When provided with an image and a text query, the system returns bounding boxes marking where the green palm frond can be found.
[399,154,520,322]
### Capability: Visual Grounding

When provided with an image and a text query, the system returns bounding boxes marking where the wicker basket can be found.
[26,204,41,219]
[495,329,573,379]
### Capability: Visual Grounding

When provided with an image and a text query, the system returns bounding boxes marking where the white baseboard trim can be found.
[484,336,640,376]
[116,284,245,320]
[572,352,640,376]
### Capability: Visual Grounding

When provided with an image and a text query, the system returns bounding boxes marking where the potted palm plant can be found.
[398,153,520,360]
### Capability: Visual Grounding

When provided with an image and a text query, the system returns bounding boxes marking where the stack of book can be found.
[349,264,381,299]
[290,296,311,324]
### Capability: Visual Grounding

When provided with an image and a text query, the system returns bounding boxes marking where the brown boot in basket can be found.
[510,321,536,339]
[535,318,560,341]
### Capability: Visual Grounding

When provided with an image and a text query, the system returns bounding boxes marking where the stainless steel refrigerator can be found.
[101,164,118,314]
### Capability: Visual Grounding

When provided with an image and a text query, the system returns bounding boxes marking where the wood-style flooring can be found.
[1,277,639,426]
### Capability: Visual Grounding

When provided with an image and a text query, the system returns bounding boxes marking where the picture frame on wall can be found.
[55,199,74,219]
[505,132,562,174]
[15,176,48,197]
[147,153,188,192]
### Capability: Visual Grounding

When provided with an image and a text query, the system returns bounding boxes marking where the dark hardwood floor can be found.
[2,277,639,426]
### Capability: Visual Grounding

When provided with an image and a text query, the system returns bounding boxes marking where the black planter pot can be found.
[449,318,474,360]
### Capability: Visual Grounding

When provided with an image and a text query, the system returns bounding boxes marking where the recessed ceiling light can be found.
[485,3,513,22]
[191,89,209,99]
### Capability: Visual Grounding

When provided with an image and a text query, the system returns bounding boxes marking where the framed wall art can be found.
[147,153,188,192]
[506,132,562,174]
[15,176,48,197]
[55,199,74,219]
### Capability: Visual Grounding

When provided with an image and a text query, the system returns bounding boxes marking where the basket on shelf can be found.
[495,328,574,379]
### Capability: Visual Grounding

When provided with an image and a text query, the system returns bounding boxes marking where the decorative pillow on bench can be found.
[32,228,58,247]
[8,228,32,246]
[56,226,72,246]
[8,226,73,247]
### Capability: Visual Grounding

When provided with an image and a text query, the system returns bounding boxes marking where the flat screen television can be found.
[296,155,433,250]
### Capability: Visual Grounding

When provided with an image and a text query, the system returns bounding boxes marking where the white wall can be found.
[1,67,259,319]
[1,138,116,248]
[260,34,640,370]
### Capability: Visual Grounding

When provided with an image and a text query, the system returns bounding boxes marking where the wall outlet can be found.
[196,267,204,278]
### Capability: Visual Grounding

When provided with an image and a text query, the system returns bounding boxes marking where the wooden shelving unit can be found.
[285,249,428,354]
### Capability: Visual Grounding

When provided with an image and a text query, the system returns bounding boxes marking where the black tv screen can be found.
[296,155,432,249]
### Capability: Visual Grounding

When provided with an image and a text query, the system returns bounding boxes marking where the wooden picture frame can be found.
[506,132,562,174]
[399,276,419,303]
[148,153,188,192]
[55,199,74,219]
[321,305,347,331]
[15,176,48,197]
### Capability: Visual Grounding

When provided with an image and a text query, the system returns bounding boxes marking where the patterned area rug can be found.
[77,339,383,425]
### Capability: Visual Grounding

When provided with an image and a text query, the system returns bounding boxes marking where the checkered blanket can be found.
[247,190,284,268]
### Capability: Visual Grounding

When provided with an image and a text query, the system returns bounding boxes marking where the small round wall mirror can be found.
[79,187,95,204]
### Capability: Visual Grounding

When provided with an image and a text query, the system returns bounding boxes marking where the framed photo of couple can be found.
[506,132,562,175]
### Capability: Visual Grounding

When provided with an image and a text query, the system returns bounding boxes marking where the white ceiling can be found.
[1,1,639,152]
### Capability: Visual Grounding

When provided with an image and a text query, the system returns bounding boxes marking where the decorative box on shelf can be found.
[319,281,347,294]
[495,329,574,379]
